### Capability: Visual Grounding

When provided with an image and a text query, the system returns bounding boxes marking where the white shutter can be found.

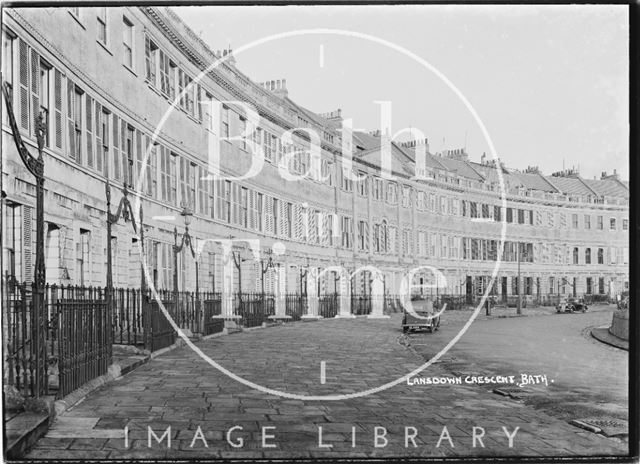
[54,69,64,150]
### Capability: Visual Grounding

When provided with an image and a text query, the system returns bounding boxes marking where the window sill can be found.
[123,63,137,77]
[97,40,113,56]
[68,11,85,29]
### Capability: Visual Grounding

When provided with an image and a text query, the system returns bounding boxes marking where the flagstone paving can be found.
[24,314,628,459]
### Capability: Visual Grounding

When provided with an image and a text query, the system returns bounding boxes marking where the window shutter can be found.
[144,135,152,196]
[18,39,30,131]
[136,130,143,192]
[232,183,240,225]
[265,196,274,234]
[322,213,329,245]
[29,49,40,138]
[86,95,93,168]
[67,78,75,160]
[294,204,303,241]
[54,69,63,150]
[23,205,33,283]
[248,190,256,230]
[112,114,120,180]
[121,119,127,184]
[95,101,102,173]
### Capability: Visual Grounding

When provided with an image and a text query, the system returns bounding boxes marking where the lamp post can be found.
[3,81,49,396]
[173,206,198,323]
[260,249,275,295]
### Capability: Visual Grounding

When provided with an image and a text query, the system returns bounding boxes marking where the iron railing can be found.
[236,293,275,328]
[285,293,307,321]
[319,294,339,318]
[203,294,224,336]
[53,285,111,398]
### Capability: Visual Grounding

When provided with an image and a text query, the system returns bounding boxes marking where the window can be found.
[273,198,279,235]
[386,182,397,204]
[160,148,176,205]
[38,60,52,147]
[341,216,352,248]
[470,202,478,218]
[241,188,249,228]
[285,202,292,238]
[518,209,525,224]
[586,277,592,295]
[573,247,579,265]
[623,219,628,230]
[482,204,490,219]
[98,107,110,177]
[97,8,107,45]
[256,193,263,231]
[222,106,230,138]
[494,205,501,222]
[178,158,196,209]
[177,69,194,115]
[402,186,411,208]
[610,217,616,230]
[597,215,603,230]
[585,248,591,264]
[161,55,176,99]
[372,177,383,201]
[238,117,247,150]
[122,17,133,69]
[357,172,368,197]
[144,36,158,84]
[598,277,605,294]
[2,33,14,111]
[572,214,578,229]
[69,85,84,162]
[584,215,591,230]
[357,220,368,251]
[77,230,91,285]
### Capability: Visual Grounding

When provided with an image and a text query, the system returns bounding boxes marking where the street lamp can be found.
[260,249,275,295]
[173,206,198,305]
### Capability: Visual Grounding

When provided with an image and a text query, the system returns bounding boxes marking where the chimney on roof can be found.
[445,147,468,162]
[600,169,620,181]
[260,78,288,98]
[319,109,342,122]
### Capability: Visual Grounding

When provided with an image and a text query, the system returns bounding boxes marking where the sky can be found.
[174,5,629,180]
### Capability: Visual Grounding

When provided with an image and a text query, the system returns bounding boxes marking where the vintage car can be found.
[556,297,588,313]
[402,300,443,333]
[617,292,629,310]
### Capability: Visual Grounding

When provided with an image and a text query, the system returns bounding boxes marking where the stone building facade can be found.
[1,6,629,302]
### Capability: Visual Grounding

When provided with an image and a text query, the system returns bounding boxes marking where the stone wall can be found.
[609,308,629,341]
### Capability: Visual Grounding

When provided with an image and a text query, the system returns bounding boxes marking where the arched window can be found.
[585,248,591,264]
[597,248,604,264]
[573,247,579,265]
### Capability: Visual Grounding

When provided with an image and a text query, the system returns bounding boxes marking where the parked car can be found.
[616,291,629,310]
[556,297,588,313]
[402,300,442,333]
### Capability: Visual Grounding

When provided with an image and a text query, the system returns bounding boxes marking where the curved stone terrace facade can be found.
[1,6,629,302]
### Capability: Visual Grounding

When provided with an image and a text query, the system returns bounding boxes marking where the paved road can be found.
[408,305,628,422]
[25,309,628,459]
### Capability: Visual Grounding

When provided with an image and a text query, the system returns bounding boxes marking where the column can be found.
[269,263,291,321]
[335,270,355,318]
[368,270,389,319]
[212,251,241,325]
[302,267,321,320]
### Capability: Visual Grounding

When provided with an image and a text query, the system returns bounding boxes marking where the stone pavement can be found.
[24,314,628,459]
